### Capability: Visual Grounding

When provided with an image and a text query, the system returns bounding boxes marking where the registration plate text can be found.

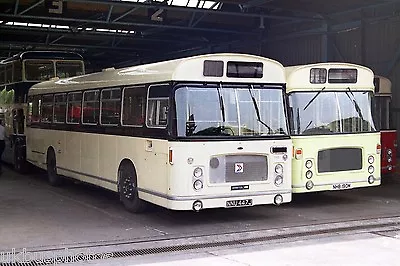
[332,183,351,190]
[226,199,253,208]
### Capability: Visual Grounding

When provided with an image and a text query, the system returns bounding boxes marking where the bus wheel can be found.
[47,148,63,186]
[118,161,147,213]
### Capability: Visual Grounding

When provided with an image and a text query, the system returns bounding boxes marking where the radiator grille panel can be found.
[318,148,362,173]
[209,155,268,183]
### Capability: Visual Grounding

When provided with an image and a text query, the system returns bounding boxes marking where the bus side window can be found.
[27,95,41,125]
[82,90,100,125]
[5,63,12,84]
[54,93,67,123]
[100,88,121,125]
[41,94,54,123]
[0,65,5,85]
[67,92,82,124]
[146,84,171,128]
[122,86,145,126]
[13,61,22,82]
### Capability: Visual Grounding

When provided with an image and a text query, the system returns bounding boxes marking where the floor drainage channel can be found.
[1,221,399,265]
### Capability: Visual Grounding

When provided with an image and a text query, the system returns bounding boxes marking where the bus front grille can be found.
[318,148,362,173]
[209,155,268,183]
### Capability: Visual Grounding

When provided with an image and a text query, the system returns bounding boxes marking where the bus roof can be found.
[374,75,392,96]
[28,53,285,95]
[0,51,83,63]
[285,62,374,92]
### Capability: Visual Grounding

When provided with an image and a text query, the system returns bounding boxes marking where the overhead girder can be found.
[1,0,398,67]
[0,24,210,44]
[59,0,322,22]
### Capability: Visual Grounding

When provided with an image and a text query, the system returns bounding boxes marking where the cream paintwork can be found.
[26,128,292,210]
[285,63,374,91]
[142,139,292,210]
[374,75,392,96]
[28,53,285,95]
[26,128,170,193]
[285,63,381,193]
[292,133,380,193]
[26,53,292,210]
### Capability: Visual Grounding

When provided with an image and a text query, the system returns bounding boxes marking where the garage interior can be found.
[1,0,400,264]
[1,0,399,132]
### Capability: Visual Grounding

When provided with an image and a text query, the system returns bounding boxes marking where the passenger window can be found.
[100,88,121,125]
[5,64,12,84]
[27,96,41,125]
[82,90,99,125]
[54,93,67,123]
[0,66,5,85]
[13,61,22,82]
[122,86,145,126]
[41,94,53,123]
[146,84,171,128]
[67,92,82,124]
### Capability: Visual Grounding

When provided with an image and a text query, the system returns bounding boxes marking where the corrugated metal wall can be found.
[260,14,400,149]
[333,28,362,64]
[263,35,323,66]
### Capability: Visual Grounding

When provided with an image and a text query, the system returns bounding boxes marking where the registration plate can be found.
[226,199,253,208]
[332,183,351,190]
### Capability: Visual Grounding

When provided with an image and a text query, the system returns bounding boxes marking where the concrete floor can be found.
[1,166,400,258]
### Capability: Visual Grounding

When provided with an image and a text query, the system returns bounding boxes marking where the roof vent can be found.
[50,77,60,81]
[102,67,115,72]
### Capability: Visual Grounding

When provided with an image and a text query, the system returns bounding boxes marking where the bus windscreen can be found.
[175,84,287,137]
[289,90,376,135]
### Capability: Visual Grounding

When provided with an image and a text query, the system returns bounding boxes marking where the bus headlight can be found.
[274,175,283,186]
[306,170,313,179]
[388,149,392,156]
[275,164,283,174]
[306,180,314,190]
[305,160,313,169]
[368,165,374,174]
[193,167,203,178]
[388,157,392,163]
[193,180,203,190]
[368,175,375,184]
[368,155,374,164]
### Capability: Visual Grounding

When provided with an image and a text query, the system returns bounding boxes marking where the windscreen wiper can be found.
[296,108,301,134]
[345,87,364,120]
[304,120,313,131]
[248,85,272,133]
[217,82,226,123]
[303,87,326,110]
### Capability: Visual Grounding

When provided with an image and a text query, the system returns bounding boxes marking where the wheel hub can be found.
[122,175,135,200]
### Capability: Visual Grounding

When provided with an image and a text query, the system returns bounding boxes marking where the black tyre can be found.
[47,148,63,186]
[118,161,147,213]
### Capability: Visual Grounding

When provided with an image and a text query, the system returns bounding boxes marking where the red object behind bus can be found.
[381,130,397,174]
[374,76,397,175]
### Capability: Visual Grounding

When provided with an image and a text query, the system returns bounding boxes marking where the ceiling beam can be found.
[0,25,206,44]
[19,0,44,15]
[0,13,260,35]
[61,0,322,22]
[329,0,400,17]
[0,40,153,52]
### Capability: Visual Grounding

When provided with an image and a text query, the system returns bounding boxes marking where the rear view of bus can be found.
[374,75,396,175]
[286,63,381,193]
[169,55,292,211]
